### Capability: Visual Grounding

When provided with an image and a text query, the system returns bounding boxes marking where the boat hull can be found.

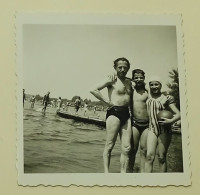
[57,111,106,127]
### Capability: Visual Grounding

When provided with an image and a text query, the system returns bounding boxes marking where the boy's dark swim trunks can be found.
[132,117,149,132]
[106,106,130,126]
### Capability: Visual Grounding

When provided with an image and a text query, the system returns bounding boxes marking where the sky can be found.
[23,24,178,101]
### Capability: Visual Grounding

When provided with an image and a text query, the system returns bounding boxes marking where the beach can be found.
[23,102,183,173]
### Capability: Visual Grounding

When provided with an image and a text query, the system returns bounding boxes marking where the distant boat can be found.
[57,111,181,134]
[57,111,106,127]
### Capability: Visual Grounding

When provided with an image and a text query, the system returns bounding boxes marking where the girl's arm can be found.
[158,103,180,125]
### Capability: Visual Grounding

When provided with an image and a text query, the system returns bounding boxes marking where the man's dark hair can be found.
[132,69,145,79]
[113,57,130,69]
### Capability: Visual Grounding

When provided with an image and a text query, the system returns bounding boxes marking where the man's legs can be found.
[75,106,78,114]
[139,128,148,172]
[128,126,140,173]
[104,116,120,173]
[42,102,47,112]
[120,119,132,173]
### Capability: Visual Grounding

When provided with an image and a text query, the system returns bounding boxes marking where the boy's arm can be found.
[90,77,114,106]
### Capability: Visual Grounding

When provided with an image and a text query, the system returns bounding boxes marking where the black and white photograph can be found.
[16,13,190,186]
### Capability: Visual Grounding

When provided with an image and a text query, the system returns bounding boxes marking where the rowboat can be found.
[57,111,106,127]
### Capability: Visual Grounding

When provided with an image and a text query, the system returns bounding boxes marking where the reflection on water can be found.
[24,104,183,173]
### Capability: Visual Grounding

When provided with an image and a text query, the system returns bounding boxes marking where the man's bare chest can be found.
[112,81,131,95]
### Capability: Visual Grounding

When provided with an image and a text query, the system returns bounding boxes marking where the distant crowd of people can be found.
[23,90,101,116]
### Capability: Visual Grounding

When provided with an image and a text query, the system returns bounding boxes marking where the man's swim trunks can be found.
[106,106,130,126]
[132,117,149,132]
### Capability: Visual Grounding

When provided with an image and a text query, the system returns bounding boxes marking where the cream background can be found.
[0,0,199,194]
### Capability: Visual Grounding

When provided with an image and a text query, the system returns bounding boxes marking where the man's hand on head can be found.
[131,81,136,88]
[107,72,117,83]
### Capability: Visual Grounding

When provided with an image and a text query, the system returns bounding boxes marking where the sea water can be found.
[23,103,183,173]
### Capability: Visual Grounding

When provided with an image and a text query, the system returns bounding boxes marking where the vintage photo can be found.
[16,13,190,186]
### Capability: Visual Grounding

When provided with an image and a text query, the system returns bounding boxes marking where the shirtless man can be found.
[93,105,97,115]
[129,69,149,173]
[56,97,62,112]
[30,95,36,108]
[90,57,132,173]
[42,91,50,113]
[23,89,26,108]
[74,97,81,114]
[83,103,88,116]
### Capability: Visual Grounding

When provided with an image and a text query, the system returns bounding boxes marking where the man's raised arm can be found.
[90,77,114,106]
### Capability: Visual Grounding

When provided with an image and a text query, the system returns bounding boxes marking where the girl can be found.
[145,76,180,172]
